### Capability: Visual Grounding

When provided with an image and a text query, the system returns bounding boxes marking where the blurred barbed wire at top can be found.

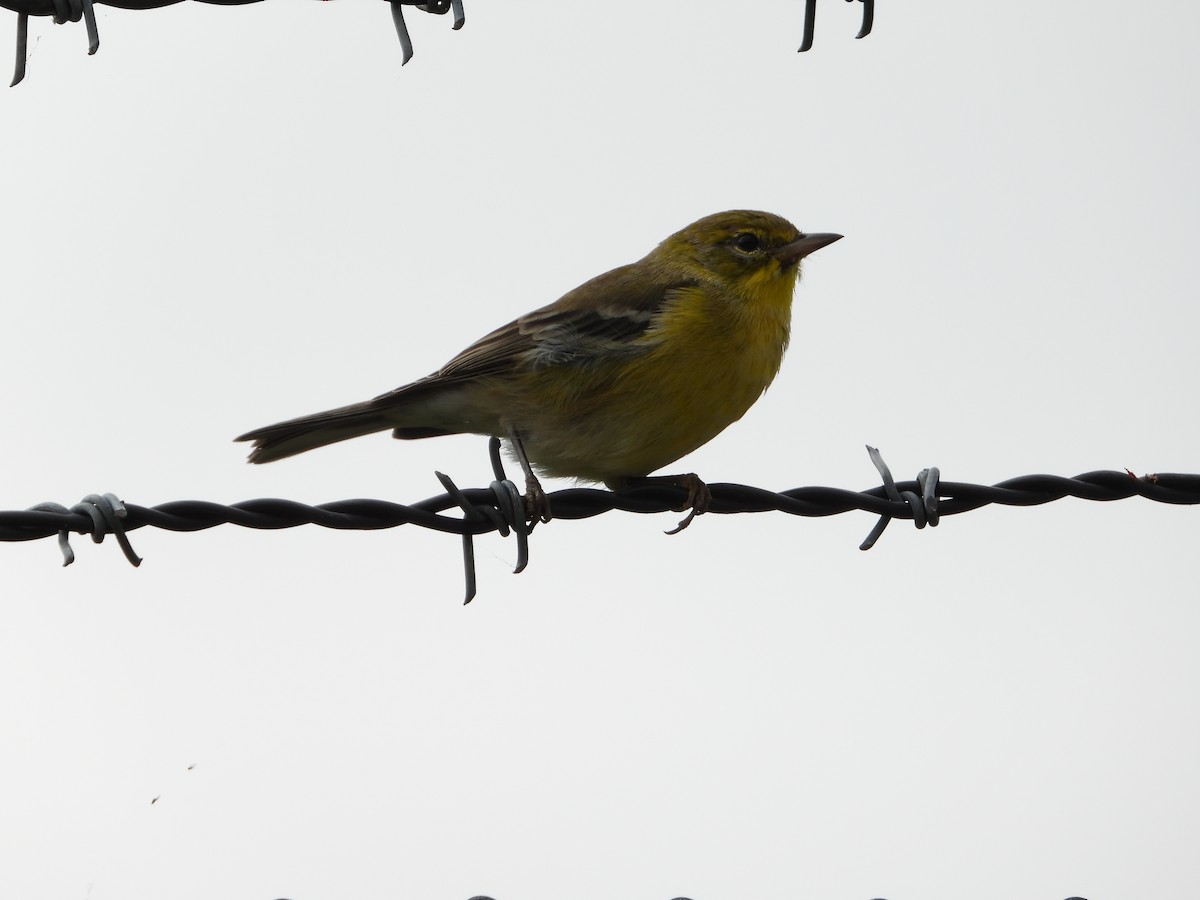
[3,0,875,86]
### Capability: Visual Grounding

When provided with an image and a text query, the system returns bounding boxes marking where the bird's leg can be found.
[624,473,711,534]
[507,427,552,524]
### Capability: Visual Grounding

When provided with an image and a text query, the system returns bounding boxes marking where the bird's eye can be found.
[733,232,763,253]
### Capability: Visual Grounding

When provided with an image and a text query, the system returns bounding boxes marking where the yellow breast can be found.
[513,277,794,484]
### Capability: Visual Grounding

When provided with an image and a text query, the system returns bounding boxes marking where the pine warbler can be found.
[237,210,841,529]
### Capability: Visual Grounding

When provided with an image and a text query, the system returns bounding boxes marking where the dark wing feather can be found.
[370,262,697,407]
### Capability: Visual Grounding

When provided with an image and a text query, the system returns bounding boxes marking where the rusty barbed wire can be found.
[2,443,1196,603]
[2,0,465,86]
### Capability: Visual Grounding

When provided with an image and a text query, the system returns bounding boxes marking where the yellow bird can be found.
[236,210,840,529]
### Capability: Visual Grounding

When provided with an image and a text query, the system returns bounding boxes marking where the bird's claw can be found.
[525,474,552,524]
[664,473,710,534]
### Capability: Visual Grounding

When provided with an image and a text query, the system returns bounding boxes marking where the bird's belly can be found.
[515,346,781,485]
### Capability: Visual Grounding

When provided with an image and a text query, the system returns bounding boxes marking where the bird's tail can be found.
[235,401,399,464]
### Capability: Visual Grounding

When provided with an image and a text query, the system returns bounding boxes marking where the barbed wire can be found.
[3,0,465,86]
[426,897,1087,900]
[4,0,875,87]
[2,442,1195,603]
[453,897,699,900]
[318,896,1088,900]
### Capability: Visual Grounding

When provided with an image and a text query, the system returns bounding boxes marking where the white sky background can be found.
[2,2,1198,898]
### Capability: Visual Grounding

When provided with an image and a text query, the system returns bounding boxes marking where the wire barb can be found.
[389,1,414,64]
[389,1,466,66]
[10,9,26,85]
[859,446,939,550]
[19,493,142,567]
[25,501,74,565]
[799,0,874,52]
[82,0,97,54]
[488,436,531,574]
[851,0,874,39]
[798,0,816,52]
[435,437,529,604]
[434,471,481,604]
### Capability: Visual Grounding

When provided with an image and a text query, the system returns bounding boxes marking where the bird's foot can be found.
[621,473,710,533]
[525,473,552,524]
[664,473,710,534]
[503,427,551,525]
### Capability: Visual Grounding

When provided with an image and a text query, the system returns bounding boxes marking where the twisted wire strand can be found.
[2,442,1196,602]
[3,476,1196,540]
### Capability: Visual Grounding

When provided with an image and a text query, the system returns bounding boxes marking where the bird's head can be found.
[656,210,842,298]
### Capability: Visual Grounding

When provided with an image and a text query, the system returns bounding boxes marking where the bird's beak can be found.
[772,232,843,268]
